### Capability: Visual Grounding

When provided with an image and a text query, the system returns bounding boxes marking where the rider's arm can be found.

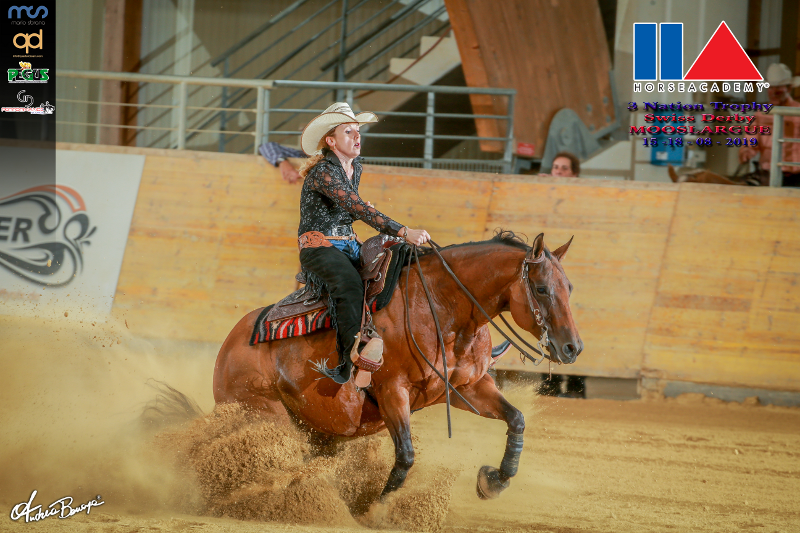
[258,142,306,167]
[312,168,404,235]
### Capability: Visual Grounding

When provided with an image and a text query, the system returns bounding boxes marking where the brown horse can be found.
[213,231,582,500]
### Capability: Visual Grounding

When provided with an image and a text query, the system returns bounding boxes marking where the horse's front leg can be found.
[374,383,414,497]
[451,373,524,499]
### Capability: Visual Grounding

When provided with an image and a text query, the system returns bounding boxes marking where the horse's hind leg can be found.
[374,384,414,497]
[451,374,524,500]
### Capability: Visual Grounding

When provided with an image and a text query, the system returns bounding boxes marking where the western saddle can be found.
[264,233,400,325]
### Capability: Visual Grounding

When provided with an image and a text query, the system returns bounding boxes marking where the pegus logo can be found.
[0,185,96,287]
[633,21,768,94]
[8,6,48,19]
[8,61,48,83]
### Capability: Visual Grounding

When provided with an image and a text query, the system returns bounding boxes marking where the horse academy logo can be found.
[633,21,768,94]
[0,185,96,286]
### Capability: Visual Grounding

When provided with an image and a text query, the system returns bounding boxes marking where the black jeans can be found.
[299,246,363,360]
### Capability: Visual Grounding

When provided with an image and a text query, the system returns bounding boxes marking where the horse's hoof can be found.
[476,465,509,500]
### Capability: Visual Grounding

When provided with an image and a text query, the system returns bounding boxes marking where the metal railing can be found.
[57,70,516,173]
[208,0,450,153]
[769,106,800,187]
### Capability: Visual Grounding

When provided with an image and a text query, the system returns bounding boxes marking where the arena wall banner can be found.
[0,148,144,316]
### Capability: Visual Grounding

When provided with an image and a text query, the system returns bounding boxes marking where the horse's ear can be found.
[553,236,574,262]
[530,233,545,261]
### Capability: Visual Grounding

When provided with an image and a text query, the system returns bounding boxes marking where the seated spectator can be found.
[259,142,306,184]
[540,151,581,177]
[738,63,800,186]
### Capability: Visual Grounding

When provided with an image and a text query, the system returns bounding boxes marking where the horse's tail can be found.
[140,379,204,431]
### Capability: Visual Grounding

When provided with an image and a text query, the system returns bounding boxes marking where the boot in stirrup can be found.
[350,330,384,388]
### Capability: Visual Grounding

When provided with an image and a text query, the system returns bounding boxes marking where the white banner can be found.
[0,148,144,316]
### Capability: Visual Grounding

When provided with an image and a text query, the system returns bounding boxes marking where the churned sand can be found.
[1,314,798,532]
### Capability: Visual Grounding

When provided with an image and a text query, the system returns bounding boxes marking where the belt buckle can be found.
[332,225,351,237]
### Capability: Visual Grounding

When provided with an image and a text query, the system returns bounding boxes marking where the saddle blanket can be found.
[252,300,379,343]
[249,243,412,345]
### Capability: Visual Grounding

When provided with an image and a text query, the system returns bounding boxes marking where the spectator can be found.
[739,63,800,186]
[551,151,581,177]
[259,142,306,184]
[540,151,581,177]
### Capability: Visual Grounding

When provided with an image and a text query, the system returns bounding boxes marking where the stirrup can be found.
[350,332,384,388]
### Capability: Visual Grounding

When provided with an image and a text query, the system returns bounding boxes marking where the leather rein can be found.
[401,240,552,437]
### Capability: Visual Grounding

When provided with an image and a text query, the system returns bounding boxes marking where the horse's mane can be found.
[418,229,537,256]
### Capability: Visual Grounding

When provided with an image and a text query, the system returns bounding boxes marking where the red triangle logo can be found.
[684,21,763,81]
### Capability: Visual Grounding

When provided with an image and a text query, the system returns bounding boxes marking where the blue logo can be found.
[7,6,48,19]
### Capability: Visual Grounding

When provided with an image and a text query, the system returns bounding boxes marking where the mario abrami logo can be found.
[633,21,768,94]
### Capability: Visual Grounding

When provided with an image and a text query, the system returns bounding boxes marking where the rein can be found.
[427,240,550,366]
[401,240,552,438]
[403,246,479,439]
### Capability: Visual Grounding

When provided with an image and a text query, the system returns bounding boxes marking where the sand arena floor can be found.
[1,314,798,532]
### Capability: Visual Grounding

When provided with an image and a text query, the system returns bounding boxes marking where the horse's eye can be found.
[536,287,547,295]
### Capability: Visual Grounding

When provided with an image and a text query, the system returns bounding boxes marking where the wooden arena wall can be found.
[58,145,800,393]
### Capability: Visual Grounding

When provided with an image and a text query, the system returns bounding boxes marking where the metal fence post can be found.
[177,81,188,149]
[503,93,515,174]
[346,88,353,107]
[263,88,270,145]
[424,91,434,169]
[769,114,783,187]
[336,0,349,101]
[219,58,229,152]
[254,86,265,154]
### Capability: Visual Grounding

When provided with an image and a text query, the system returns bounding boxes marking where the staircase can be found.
[129,0,486,163]
[389,34,460,85]
[356,31,461,115]
[202,0,457,154]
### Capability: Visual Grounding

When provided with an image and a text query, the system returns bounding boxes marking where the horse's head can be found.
[508,233,583,364]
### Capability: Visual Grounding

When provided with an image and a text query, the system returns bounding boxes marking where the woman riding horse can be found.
[296,102,430,387]
[213,102,583,503]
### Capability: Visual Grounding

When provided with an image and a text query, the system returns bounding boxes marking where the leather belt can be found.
[298,230,357,250]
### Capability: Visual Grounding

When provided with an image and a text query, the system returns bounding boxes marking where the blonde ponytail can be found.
[299,126,338,178]
[299,152,325,178]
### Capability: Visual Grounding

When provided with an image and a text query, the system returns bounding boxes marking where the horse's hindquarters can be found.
[214,313,383,437]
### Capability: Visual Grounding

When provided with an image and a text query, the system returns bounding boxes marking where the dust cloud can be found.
[0,310,214,513]
[0,311,464,531]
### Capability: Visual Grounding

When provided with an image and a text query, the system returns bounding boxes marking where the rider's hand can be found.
[279,160,301,184]
[403,228,430,246]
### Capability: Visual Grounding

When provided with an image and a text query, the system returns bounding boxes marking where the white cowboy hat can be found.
[766,63,800,87]
[300,102,378,156]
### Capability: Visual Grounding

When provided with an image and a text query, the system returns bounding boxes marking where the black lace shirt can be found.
[298,152,404,237]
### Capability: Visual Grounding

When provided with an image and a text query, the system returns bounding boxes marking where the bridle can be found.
[518,248,551,365]
[402,240,555,437]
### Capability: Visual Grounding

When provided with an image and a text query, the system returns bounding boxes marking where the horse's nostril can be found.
[563,343,576,357]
